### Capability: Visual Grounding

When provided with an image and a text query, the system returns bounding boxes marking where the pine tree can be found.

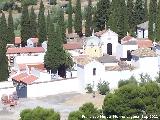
[134,0,146,25]
[8,10,15,44]
[38,0,47,44]
[148,0,157,41]
[68,0,73,34]
[127,0,135,32]
[21,5,31,46]
[74,0,82,34]
[156,1,160,41]
[85,0,92,37]
[30,6,37,38]
[46,10,50,36]
[95,0,110,31]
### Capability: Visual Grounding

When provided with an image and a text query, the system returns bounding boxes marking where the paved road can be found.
[0,92,81,120]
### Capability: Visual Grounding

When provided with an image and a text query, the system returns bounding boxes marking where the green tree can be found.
[85,0,92,37]
[144,0,148,22]
[38,0,47,44]
[74,0,82,34]
[134,0,146,25]
[68,0,73,34]
[7,10,15,44]
[30,6,37,38]
[94,0,110,31]
[118,76,137,88]
[46,10,50,36]
[148,0,157,41]
[97,81,110,95]
[21,5,31,46]
[20,107,60,120]
[156,0,160,42]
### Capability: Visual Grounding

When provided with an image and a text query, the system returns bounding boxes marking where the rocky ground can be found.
[0,92,105,120]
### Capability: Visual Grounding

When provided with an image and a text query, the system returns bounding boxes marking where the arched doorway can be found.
[107,43,112,55]
[127,50,132,61]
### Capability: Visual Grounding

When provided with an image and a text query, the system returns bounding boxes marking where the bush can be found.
[97,81,110,95]
[49,0,57,5]
[20,106,60,120]
[118,76,137,88]
[85,84,93,93]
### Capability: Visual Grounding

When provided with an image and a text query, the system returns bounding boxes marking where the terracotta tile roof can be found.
[27,63,45,71]
[15,37,21,44]
[63,42,82,50]
[30,38,39,43]
[121,35,134,43]
[77,56,93,66]
[7,47,45,54]
[12,73,38,84]
[12,73,28,82]
[18,64,26,71]
[94,30,106,37]
[131,48,157,57]
[137,39,153,48]
[96,54,119,63]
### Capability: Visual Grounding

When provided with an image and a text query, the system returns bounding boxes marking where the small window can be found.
[95,49,96,52]
[93,68,96,76]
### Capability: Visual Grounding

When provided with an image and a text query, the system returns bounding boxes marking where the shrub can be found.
[97,81,110,95]
[85,84,93,93]
[49,0,57,5]
[21,0,37,6]
[118,76,137,88]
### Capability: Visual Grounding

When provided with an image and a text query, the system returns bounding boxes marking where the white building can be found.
[100,29,119,55]
[137,21,148,38]
[27,38,39,47]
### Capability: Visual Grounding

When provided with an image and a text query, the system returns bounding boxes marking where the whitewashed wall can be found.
[27,78,83,98]
[0,81,16,98]
[137,29,148,38]
[122,45,138,58]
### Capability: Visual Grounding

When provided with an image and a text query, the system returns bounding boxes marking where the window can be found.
[93,68,96,76]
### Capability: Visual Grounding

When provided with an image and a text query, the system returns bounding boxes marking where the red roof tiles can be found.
[30,38,39,43]
[121,35,134,43]
[15,37,21,44]
[7,47,45,54]
[63,42,82,50]
[137,39,153,48]
[12,73,38,84]
[18,64,26,71]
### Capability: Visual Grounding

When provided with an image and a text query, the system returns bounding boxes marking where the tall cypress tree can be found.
[68,0,73,34]
[95,0,110,31]
[0,12,8,45]
[156,1,160,41]
[0,13,9,81]
[148,0,157,41]
[127,0,135,32]
[21,5,30,46]
[144,0,148,22]
[30,6,37,38]
[38,0,47,43]
[8,10,15,44]
[46,10,50,36]
[74,0,82,34]
[134,0,146,25]
[85,0,92,37]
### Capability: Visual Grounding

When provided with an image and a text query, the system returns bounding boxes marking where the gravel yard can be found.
[0,92,105,120]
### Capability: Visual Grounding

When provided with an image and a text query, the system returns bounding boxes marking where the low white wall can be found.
[0,81,16,98]
[27,78,83,98]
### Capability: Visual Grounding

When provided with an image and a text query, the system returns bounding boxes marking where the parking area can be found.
[0,92,105,120]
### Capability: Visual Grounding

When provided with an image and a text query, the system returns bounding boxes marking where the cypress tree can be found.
[38,0,47,44]
[30,6,37,38]
[0,12,8,45]
[144,0,148,22]
[127,0,135,32]
[148,0,157,41]
[156,1,160,41]
[8,10,15,44]
[95,0,110,31]
[85,0,92,37]
[68,0,73,34]
[46,10,50,36]
[134,0,146,25]
[0,13,9,81]
[74,0,82,34]
[21,5,30,46]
